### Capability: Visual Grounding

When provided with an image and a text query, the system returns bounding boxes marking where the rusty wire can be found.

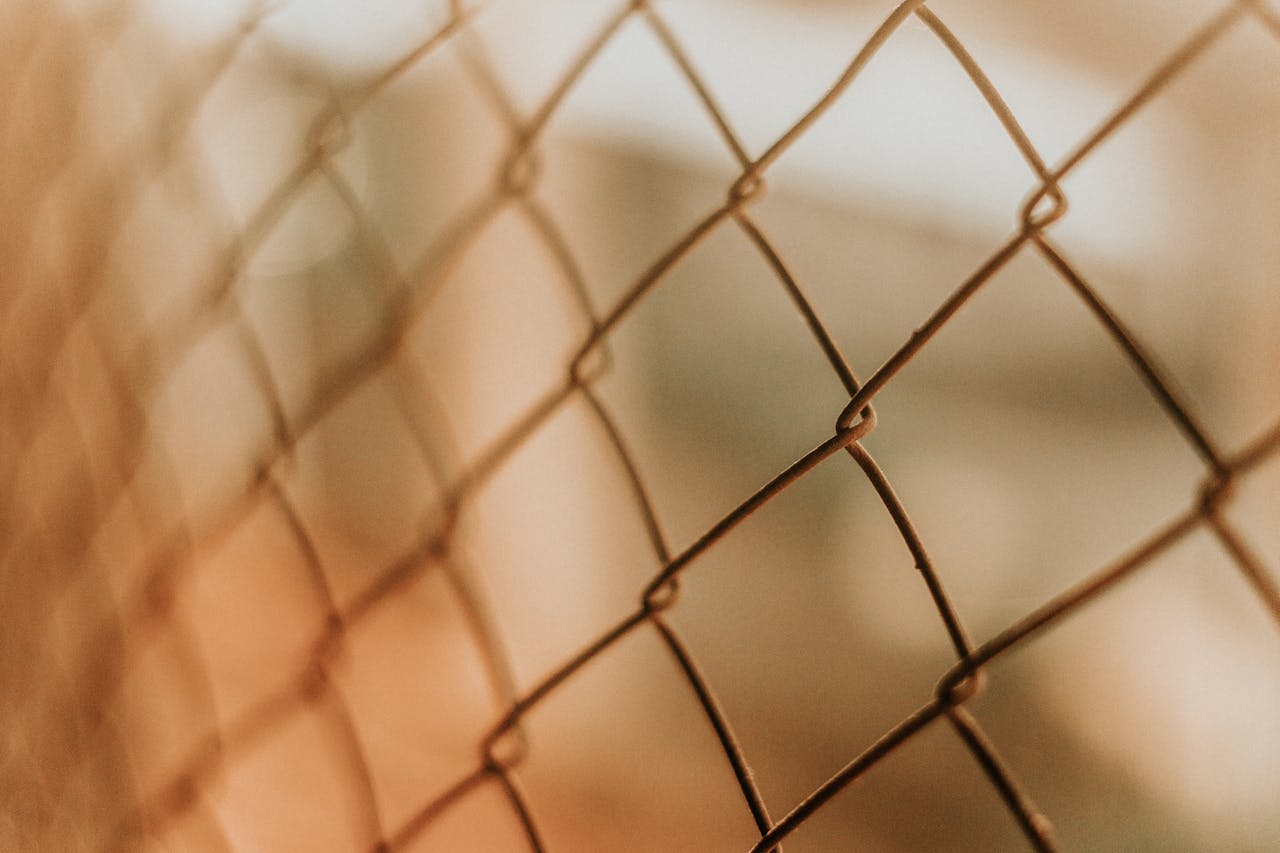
[3,0,1280,851]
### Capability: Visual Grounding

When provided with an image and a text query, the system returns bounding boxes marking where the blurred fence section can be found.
[3,1,1280,851]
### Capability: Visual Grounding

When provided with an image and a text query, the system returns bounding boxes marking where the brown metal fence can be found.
[3,0,1280,850]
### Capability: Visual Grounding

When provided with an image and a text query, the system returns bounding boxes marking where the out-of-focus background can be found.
[3,1,1279,851]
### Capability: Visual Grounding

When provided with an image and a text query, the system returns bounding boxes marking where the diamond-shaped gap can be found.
[346,18,509,277]
[12,402,104,573]
[113,447,197,586]
[180,494,336,725]
[34,555,136,805]
[110,617,219,805]
[969,527,1280,852]
[744,184,1007,398]
[83,480,153,598]
[259,0,453,77]
[533,0,751,188]
[744,715,1038,853]
[462,0,642,123]
[927,0,1231,166]
[227,143,394,420]
[114,178,237,358]
[747,4,1046,246]
[51,319,138,503]
[660,439,961,836]
[536,139,740,330]
[75,462,184,634]
[38,539,120,729]
[486,0,746,311]
[236,220,399,440]
[584,212,850,552]
[106,3,219,138]
[210,697,378,852]
[2,244,76,406]
[46,539,129,701]
[859,246,1205,635]
[736,92,1047,399]
[506,624,758,852]
[638,1,932,168]
[285,369,444,608]
[459,392,660,693]
[73,23,153,177]
[193,32,372,280]
[151,319,275,525]
[400,200,588,467]
[332,558,498,836]
[1044,16,1280,451]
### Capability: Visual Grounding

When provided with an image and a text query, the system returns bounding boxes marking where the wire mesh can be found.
[3,0,1280,851]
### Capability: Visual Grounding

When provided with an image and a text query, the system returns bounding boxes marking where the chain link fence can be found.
[4,0,1280,850]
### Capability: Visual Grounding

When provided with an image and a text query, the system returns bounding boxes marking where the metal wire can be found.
[3,0,1279,851]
